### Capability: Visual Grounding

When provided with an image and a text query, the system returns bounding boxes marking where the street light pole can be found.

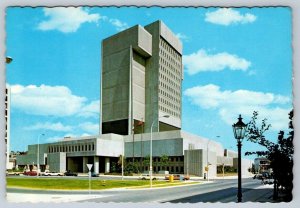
[37,133,45,177]
[150,115,169,188]
[206,140,211,181]
[237,139,242,202]
[232,114,247,203]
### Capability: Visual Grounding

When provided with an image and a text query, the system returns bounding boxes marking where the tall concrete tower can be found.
[101,20,183,135]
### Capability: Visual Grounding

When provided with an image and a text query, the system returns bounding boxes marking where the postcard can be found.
[4,5,294,205]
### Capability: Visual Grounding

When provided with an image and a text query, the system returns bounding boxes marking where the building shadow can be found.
[165,187,273,203]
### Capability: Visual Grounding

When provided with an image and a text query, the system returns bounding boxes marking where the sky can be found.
[5,7,292,159]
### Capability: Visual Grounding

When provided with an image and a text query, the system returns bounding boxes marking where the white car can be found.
[139,174,157,180]
[42,170,63,176]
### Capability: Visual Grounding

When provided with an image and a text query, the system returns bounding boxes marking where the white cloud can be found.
[109,18,129,31]
[45,133,92,143]
[46,136,63,143]
[175,33,189,41]
[37,7,101,33]
[78,100,100,118]
[183,49,251,75]
[184,84,291,131]
[78,122,99,134]
[24,122,73,132]
[205,8,257,26]
[10,84,99,117]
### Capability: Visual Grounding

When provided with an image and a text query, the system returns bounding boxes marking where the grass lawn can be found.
[7,178,198,190]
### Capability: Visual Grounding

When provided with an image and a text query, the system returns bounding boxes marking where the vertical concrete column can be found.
[105,157,110,173]
[83,157,88,173]
[94,156,99,174]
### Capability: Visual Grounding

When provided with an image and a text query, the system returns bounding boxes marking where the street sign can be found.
[205,166,209,171]
[87,164,93,171]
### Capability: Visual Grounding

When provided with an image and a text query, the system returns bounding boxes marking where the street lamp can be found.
[37,133,45,177]
[232,114,247,203]
[206,139,211,181]
[150,114,169,188]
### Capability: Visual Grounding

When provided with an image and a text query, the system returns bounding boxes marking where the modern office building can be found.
[101,20,182,135]
[16,20,253,177]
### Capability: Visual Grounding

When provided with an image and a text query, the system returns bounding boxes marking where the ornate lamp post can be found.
[232,115,247,203]
[150,115,169,188]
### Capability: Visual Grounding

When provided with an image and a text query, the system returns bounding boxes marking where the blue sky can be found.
[6,7,292,158]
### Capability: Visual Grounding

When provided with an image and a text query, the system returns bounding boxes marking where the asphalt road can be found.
[7,177,267,203]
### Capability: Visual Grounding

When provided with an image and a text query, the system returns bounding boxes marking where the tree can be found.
[143,155,150,171]
[160,155,169,171]
[245,110,293,201]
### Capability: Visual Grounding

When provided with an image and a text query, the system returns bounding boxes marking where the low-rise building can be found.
[16,130,252,177]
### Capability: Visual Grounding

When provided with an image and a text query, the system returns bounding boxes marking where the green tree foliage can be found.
[245,110,293,201]
[160,154,169,170]
[143,155,150,168]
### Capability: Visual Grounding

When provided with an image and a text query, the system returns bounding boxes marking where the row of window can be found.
[159,89,180,103]
[159,56,181,71]
[159,89,181,108]
[159,106,180,118]
[48,143,95,153]
[159,74,181,90]
[159,84,181,99]
[159,38,181,64]
[144,165,184,173]
[159,97,180,111]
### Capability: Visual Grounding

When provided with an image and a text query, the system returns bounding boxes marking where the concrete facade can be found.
[16,130,252,177]
[101,20,182,136]
[17,135,124,174]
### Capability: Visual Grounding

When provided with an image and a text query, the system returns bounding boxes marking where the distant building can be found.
[16,20,252,177]
[254,157,271,173]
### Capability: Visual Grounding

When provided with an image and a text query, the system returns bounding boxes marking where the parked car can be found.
[91,172,99,177]
[23,171,37,176]
[64,170,78,176]
[253,173,263,180]
[139,174,157,180]
[165,174,190,181]
[42,170,63,176]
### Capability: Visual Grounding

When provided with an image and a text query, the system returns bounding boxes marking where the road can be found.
[7,177,270,203]
[78,178,265,203]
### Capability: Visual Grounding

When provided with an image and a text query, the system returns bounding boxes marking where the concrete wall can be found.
[16,144,48,166]
[144,20,182,132]
[233,158,253,176]
[132,51,146,121]
[102,25,152,126]
[47,152,66,172]
[184,149,203,176]
[217,156,234,166]
[96,134,124,157]
[125,138,183,158]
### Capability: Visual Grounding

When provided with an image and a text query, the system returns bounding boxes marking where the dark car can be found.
[64,171,78,176]
[91,172,99,177]
[23,171,37,176]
